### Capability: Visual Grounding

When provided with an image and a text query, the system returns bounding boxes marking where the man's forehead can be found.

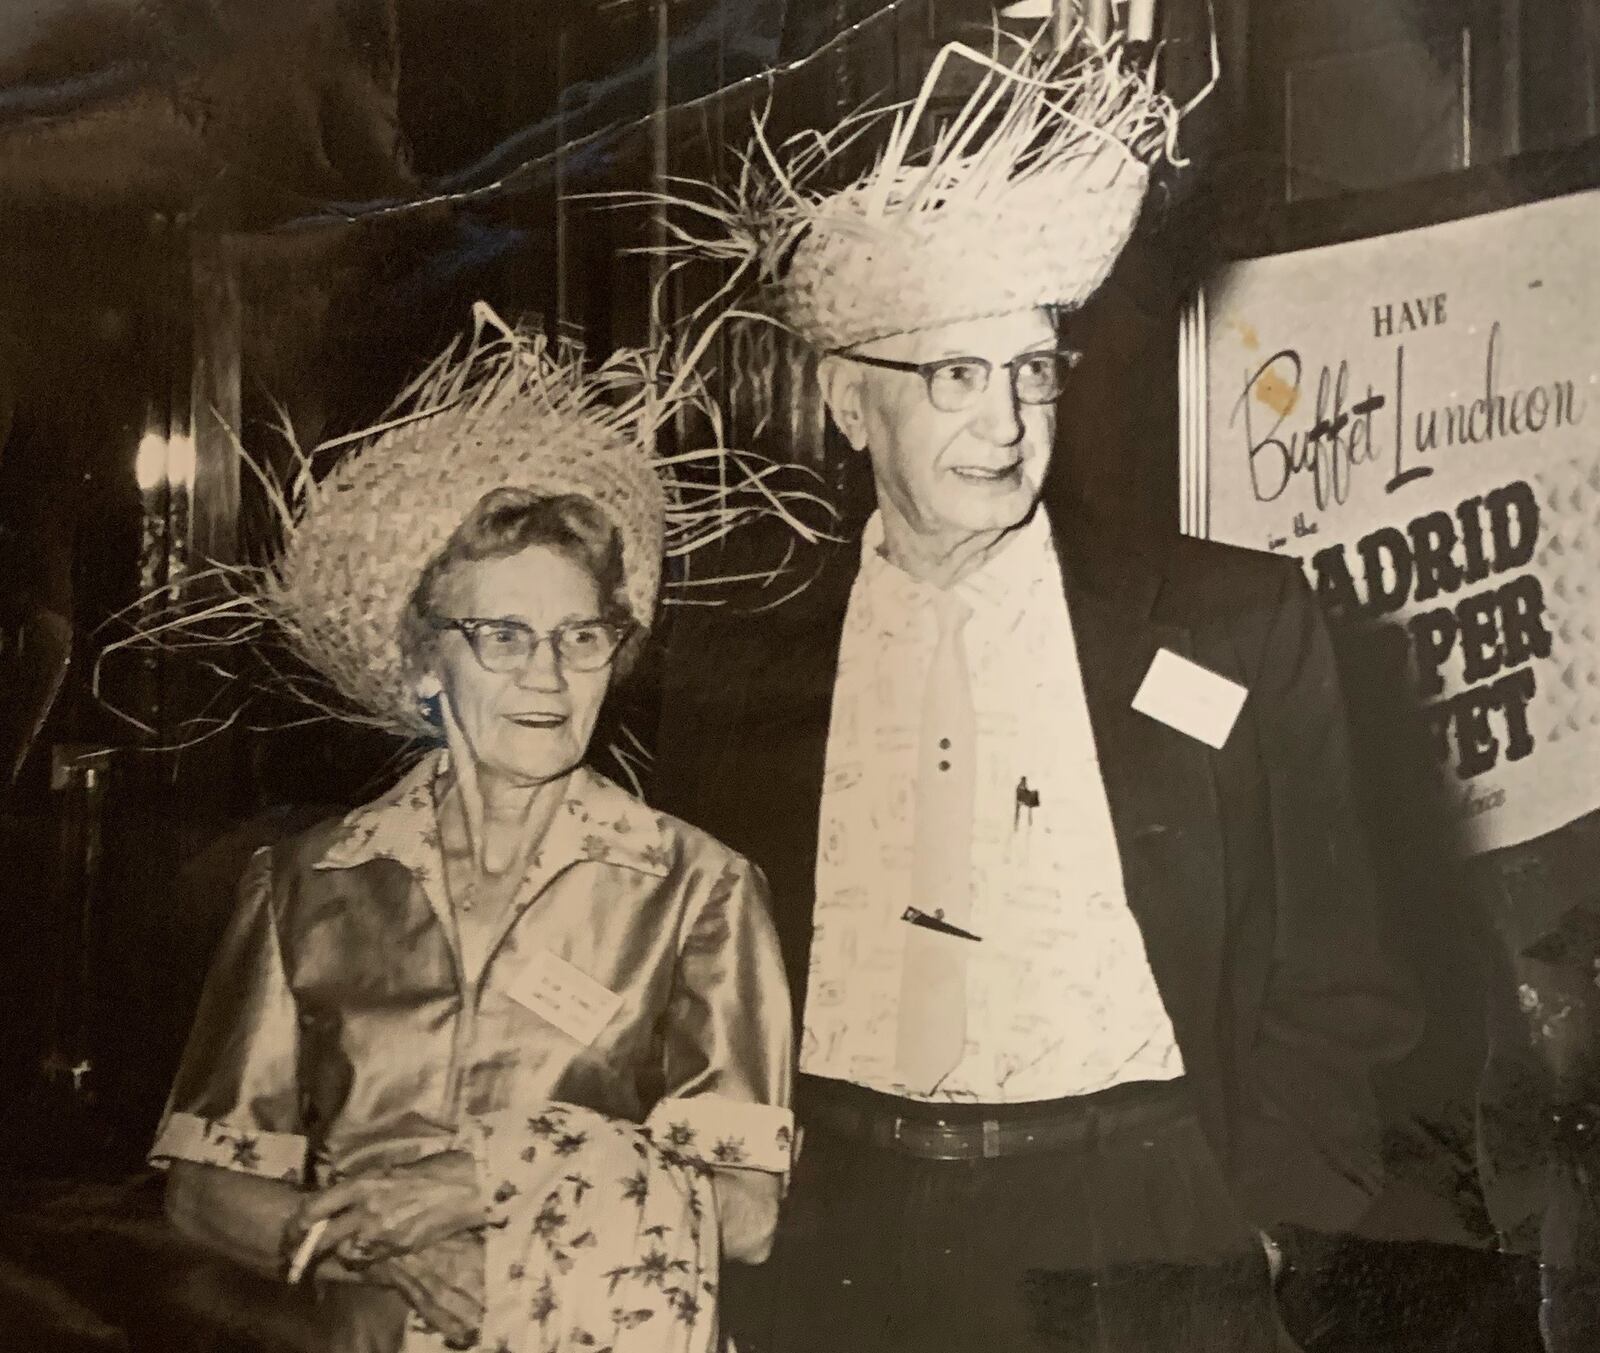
[898,309,1056,360]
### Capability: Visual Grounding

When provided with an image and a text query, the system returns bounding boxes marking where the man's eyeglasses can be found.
[430,617,631,674]
[836,346,1083,414]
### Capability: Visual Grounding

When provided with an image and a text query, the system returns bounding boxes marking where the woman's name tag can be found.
[508,948,624,1046]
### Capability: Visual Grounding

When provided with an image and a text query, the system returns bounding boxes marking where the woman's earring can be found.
[417,692,443,728]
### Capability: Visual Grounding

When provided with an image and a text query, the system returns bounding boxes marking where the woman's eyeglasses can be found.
[836,346,1083,414]
[430,617,631,674]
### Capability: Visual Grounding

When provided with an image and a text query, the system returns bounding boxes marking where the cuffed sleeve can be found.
[1234,562,1422,1231]
[149,847,309,1184]
[656,855,794,1174]
[150,1111,307,1181]
[644,1097,795,1173]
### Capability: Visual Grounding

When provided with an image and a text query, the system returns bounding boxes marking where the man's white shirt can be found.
[803,510,1183,1102]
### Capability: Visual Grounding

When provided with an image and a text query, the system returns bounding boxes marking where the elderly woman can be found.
[149,310,795,1353]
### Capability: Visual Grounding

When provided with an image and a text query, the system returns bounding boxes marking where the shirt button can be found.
[939,738,951,750]
[939,760,951,771]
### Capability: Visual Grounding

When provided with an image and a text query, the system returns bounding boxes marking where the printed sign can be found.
[1182,189,1600,852]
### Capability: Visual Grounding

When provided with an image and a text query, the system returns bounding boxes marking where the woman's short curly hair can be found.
[399,488,646,690]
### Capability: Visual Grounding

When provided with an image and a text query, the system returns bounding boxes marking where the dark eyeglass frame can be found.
[835,346,1083,412]
[429,616,633,674]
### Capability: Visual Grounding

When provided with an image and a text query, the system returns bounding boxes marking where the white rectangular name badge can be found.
[507,948,624,1046]
[1131,649,1248,750]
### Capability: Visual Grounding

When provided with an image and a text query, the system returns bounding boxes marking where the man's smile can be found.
[951,459,1024,483]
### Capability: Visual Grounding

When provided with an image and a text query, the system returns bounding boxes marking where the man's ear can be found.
[817,355,870,452]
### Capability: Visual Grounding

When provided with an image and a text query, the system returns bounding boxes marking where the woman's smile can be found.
[504,709,568,729]
[427,545,614,787]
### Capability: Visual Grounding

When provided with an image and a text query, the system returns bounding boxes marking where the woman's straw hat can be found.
[99,303,829,744]
[267,305,670,738]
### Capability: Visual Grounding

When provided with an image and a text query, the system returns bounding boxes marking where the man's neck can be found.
[877,507,1030,590]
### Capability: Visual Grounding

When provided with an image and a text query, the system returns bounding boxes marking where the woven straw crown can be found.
[783,145,1147,350]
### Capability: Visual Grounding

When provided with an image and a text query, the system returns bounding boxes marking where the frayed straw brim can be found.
[97,303,837,744]
[600,24,1192,351]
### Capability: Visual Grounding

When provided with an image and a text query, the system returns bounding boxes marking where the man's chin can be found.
[940,480,1040,531]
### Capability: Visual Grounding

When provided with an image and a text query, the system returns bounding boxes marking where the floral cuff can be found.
[643,1097,795,1173]
[149,1111,307,1184]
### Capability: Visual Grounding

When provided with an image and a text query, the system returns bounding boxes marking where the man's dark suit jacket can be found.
[651,498,1419,1236]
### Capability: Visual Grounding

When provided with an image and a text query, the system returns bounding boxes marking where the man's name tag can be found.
[507,948,624,1047]
[1132,649,1248,750]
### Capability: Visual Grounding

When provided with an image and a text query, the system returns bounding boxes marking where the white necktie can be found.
[896,591,976,1093]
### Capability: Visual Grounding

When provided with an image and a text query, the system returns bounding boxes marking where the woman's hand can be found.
[283,1150,483,1273]
[368,1232,486,1349]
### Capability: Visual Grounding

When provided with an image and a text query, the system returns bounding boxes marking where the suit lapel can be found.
[1056,510,1229,1075]
[723,540,859,1013]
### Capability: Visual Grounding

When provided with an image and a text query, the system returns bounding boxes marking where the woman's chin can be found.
[477,744,583,789]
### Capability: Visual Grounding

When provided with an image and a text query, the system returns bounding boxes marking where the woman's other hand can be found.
[369,1232,486,1349]
[713,1169,782,1264]
[284,1150,483,1272]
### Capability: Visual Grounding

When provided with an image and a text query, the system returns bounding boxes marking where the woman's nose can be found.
[514,636,566,690]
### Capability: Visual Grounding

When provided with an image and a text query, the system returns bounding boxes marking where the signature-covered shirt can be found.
[150,751,794,1188]
[804,511,1182,1102]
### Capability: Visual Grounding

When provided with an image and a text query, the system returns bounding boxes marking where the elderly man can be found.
[651,36,1416,1353]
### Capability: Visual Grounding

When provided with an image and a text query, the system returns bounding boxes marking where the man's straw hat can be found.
[630,26,1196,351]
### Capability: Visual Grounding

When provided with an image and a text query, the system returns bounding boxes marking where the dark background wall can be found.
[0,0,1598,1304]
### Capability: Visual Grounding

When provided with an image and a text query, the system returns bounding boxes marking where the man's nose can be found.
[969,369,1025,445]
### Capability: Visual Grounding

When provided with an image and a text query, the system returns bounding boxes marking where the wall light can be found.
[134,430,168,493]
[166,432,196,491]
[134,427,197,493]
[999,0,1155,43]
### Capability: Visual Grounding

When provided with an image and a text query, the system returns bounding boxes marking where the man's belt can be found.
[801,1096,1097,1161]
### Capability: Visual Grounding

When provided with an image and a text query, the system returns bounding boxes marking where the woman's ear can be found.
[412,670,445,731]
[818,355,870,452]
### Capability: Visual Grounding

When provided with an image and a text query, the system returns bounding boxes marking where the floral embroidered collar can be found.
[312,749,674,884]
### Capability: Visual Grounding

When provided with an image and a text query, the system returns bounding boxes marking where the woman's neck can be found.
[442,762,568,878]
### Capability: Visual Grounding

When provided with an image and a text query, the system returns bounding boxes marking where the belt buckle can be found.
[981,1119,1001,1159]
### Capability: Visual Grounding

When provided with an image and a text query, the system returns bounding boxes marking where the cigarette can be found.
[286,1218,329,1285]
